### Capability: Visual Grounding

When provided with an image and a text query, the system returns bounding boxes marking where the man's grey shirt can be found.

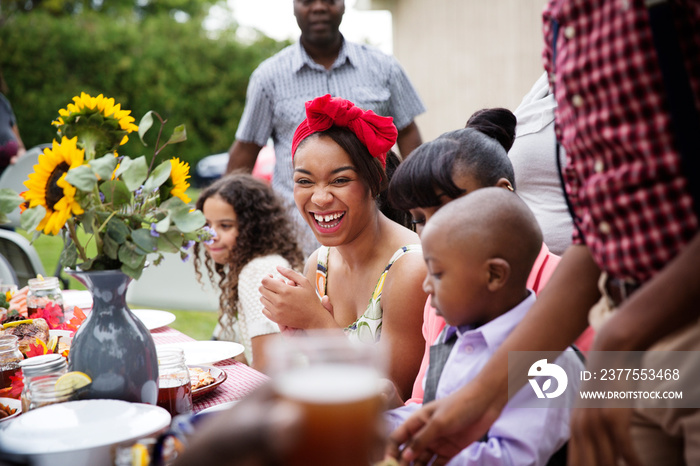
[236,38,425,255]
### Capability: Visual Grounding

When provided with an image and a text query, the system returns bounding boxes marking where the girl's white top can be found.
[212,254,288,365]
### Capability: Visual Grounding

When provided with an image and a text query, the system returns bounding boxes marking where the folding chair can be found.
[0,253,19,286]
[0,229,46,288]
[0,144,49,229]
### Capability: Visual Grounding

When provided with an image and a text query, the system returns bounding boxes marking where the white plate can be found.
[157,341,244,365]
[131,309,176,331]
[0,399,171,454]
[61,289,93,310]
[0,397,21,422]
[198,400,239,415]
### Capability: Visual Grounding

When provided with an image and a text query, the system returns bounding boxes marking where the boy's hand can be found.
[385,382,502,465]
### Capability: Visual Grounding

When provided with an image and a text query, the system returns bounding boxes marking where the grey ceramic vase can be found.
[66,268,158,404]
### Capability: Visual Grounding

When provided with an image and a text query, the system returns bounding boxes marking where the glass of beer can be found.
[266,331,386,466]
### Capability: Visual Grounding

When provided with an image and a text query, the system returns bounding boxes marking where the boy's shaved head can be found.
[423,187,543,288]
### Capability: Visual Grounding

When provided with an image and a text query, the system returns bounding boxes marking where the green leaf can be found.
[102,233,120,260]
[81,210,95,234]
[117,156,149,191]
[159,196,186,212]
[143,160,171,192]
[166,124,187,145]
[90,154,118,181]
[20,206,46,232]
[121,262,144,280]
[155,216,170,233]
[160,197,204,232]
[78,258,95,272]
[0,188,23,215]
[65,165,98,191]
[131,228,158,254]
[100,180,131,208]
[138,111,154,146]
[156,234,180,253]
[171,207,205,233]
[105,217,130,244]
[59,242,78,268]
[118,241,147,269]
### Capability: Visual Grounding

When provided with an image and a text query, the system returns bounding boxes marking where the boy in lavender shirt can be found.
[385,188,582,465]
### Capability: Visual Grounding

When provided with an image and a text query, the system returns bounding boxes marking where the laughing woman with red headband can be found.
[259,94,427,401]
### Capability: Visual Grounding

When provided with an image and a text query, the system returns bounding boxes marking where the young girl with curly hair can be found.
[194,173,304,373]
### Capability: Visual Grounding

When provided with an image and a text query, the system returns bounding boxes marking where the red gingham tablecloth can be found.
[150,326,269,412]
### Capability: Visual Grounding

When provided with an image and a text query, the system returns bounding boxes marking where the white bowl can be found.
[0,399,171,466]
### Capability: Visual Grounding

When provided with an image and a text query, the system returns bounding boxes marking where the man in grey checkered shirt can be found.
[226,0,425,257]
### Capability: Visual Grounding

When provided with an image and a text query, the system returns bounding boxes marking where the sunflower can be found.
[22,137,85,235]
[165,158,191,204]
[52,93,139,157]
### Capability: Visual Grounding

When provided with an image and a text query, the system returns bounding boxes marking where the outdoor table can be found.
[150,325,269,412]
[62,291,268,412]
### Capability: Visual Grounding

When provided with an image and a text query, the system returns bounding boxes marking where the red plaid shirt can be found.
[543,0,700,283]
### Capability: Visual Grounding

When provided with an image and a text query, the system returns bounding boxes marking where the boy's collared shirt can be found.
[432,292,536,399]
[386,292,583,466]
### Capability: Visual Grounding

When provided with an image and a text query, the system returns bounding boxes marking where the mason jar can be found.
[19,353,68,412]
[26,375,75,411]
[27,276,64,321]
[0,335,23,391]
[156,347,192,417]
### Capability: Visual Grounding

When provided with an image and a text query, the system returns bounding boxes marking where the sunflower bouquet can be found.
[0,93,211,279]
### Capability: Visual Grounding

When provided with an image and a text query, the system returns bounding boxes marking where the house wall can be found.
[359,0,548,142]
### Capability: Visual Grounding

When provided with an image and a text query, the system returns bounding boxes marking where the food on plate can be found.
[0,401,17,419]
[1,318,49,354]
[0,286,28,319]
[189,367,216,391]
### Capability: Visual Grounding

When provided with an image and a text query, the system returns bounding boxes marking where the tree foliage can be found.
[0,7,289,168]
[1,0,214,21]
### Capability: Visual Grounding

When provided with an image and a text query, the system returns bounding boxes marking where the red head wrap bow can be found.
[291,94,398,169]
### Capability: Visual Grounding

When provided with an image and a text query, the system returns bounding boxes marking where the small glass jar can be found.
[156,348,192,418]
[0,335,23,391]
[19,353,68,412]
[26,375,75,411]
[27,276,64,321]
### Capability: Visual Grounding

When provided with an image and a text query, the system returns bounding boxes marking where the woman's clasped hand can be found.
[260,265,338,331]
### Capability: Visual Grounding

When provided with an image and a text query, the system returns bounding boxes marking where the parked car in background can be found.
[193,144,275,187]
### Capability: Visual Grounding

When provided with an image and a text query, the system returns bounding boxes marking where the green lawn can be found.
[18,223,218,340]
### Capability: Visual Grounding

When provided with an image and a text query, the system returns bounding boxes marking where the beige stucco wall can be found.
[359,0,548,142]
